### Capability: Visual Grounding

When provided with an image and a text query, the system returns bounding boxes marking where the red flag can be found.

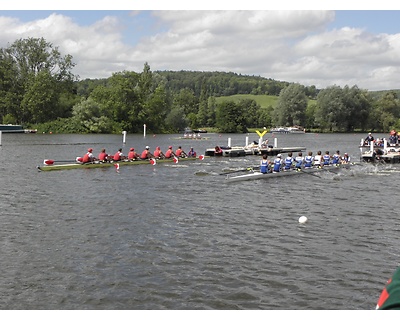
[198,155,205,160]
[173,156,179,164]
[149,158,156,166]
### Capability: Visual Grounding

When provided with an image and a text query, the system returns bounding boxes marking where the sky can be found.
[0,2,400,91]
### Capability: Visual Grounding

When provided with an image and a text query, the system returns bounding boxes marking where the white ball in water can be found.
[299,216,308,224]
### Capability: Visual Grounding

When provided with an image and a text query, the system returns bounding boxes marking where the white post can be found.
[0,131,2,146]
[384,138,388,151]
[259,138,263,147]
[274,137,278,148]
[360,138,363,146]
[370,141,374,153]
[122,131,127,144]
[245,136,249,146]
[143,124,146,137]
[228,137,231,147]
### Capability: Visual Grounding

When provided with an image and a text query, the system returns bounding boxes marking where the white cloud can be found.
[0,10,399,90]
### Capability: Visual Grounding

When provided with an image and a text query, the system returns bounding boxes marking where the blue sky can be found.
[0,9,399,90]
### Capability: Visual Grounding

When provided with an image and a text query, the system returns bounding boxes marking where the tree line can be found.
[0,37,399,134]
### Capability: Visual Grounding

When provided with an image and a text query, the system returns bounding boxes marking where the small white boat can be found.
[270,126,305,134]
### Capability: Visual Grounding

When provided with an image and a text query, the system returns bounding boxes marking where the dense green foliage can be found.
[1,37,400,134]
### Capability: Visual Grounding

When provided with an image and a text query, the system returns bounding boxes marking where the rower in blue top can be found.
[295,152,304,169]
[273,154,283,172]
[332,150,341,165]
[260,154,271,174]
[304,151,314,168]
[323,151,331,166]
[284,152,294,170]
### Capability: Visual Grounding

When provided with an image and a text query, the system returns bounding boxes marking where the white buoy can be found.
[122,130,127,144]
[299,216,308,224]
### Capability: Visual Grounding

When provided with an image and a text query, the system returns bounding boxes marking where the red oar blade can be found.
[44,159,54,165]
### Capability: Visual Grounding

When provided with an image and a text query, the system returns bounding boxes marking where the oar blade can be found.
[44,159,54,165]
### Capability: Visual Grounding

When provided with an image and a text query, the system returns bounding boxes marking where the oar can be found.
[219,166,260,175]
[43,159,79,165]
[297,168,322,178]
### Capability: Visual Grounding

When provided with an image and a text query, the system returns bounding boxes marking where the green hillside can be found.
[215,94,278,108]
[216,94,317,108]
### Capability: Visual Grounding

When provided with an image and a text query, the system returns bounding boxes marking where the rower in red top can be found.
[127,148,140,160]
[140,146,154,159]
[164,146,176,159]
[98,148,111,162]
[113,148,126,161]
[153,146,165,159]
[82,148,96,163]
[175,146,187,158]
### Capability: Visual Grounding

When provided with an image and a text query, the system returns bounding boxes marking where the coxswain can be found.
[113,148,126,161]
[153,146,165,159]
[341,153,351,164]
[175,146,187,158]
[188,147,197,158]
[82,148,96,163]
[260,154,270,174]
[127,148,140,160]
[272,154,282,172]
[98,148,110,162]
[164,146,176,159]
[140,146,154,159]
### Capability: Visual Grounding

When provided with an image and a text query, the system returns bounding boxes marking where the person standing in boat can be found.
[323,151,331,166]
[295,152,304,169]
[82,148,96,163]
[153,146,165,159]
[364,132,375,146]
[113,148,126,161]
[175,146,187,158]
[283,152,294,171]
[389,130,398,146]
[127,148,140,160]
[140,146,154,159]
[260,154,271,174]
[272,154,283,173]
[332,150,341,165]
[188,147,197,158]
[304,151,314,168]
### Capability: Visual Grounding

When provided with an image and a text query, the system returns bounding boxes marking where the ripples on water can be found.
[0,133,398,310]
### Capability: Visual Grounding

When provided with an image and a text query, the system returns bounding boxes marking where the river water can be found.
[0,131,398,310]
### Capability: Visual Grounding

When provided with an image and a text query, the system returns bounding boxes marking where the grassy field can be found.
[215,94,279,108]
